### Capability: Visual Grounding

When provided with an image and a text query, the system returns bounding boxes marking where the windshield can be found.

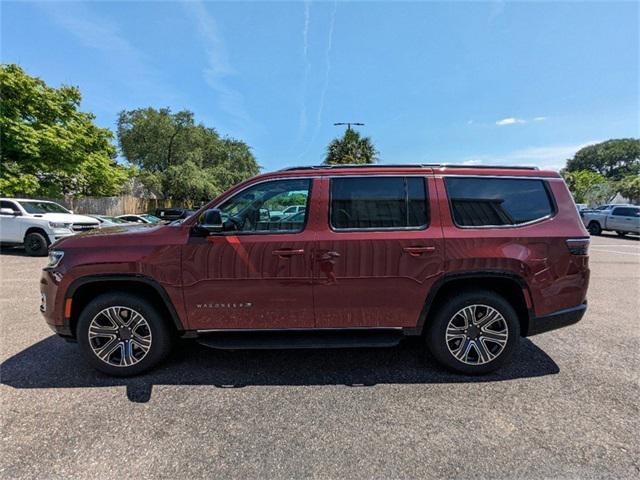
[141,214,161,222]
[103,216,129,224]
[18,201,70,214]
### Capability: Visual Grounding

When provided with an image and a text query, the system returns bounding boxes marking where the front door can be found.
[182,177,317,330]
[312,175,444,328]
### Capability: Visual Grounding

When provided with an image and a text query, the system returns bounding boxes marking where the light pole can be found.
[333,122,364,131]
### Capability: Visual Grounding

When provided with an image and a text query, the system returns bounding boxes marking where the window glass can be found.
[218,178,311,233]
[1,201,18,211]
[613,207,640,217]
[18,201,69,214]
[444,177,554,227]
[330,177,428,230]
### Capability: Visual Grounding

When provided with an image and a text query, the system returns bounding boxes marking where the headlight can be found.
[49,221,72,229]
[46,250,64,269]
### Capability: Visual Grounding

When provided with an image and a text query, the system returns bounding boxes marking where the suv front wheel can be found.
[76,293,173,376]
[24,231,49,256]
[425,290,520,374]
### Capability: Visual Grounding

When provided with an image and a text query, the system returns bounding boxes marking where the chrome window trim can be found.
[442,175,558,229]
[328,175,430,233]
[207,176,317,236]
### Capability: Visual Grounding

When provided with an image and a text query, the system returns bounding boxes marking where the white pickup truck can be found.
[582,205,640,237]
[0,198,99,256]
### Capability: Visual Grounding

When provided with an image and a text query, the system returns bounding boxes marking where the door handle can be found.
[272,248,305,257]
[403,246,436,256]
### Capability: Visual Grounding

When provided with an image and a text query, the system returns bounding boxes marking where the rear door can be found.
[312,174,444,328]
[609,207,640,233]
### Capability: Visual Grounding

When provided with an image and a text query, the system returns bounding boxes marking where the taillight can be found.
[566,238,590,255]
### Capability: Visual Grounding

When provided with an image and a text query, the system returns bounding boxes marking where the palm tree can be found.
[324,128,378,165]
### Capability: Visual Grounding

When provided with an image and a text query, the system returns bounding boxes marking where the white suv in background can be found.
[0,198,100,256]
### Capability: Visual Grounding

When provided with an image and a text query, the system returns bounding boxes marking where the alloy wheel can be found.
[88,306,152,367]
[445,304,509,365]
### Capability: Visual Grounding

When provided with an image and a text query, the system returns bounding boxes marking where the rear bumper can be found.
[527,302,587,336]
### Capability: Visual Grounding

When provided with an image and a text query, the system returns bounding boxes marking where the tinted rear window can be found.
[444,177,554,227]
[330,177,428,230]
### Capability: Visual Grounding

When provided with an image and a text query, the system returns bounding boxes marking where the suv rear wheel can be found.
[76,292,173,376]
[587,221,602,236]
[425,290,520,374]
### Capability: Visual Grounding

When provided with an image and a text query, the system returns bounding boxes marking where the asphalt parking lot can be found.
[1,234,638,479]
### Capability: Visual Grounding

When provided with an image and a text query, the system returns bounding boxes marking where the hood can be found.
[29,212,100,224]
[52,222,165,249]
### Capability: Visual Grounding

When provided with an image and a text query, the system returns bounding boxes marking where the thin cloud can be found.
[312,0,338,142]
[303,0,311,59]
[36,2,176,103]
[463,140,601,170]
[496,117,526,126]
[183,0,252,125]
[533,116,548,122]
[297,0,312,140]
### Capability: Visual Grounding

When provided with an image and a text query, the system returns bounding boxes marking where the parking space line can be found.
[590,248,640,256]
[591,244,639,247]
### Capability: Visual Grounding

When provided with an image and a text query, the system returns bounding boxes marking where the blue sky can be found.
[2,1,638,171]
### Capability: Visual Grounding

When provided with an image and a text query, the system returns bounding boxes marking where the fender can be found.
[404,270,534,336]
[66,274,185,332]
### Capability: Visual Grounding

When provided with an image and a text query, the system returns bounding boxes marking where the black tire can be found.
[76,292,173,376]
[425,289,520,375]
[24,232,49,256]
[587,221,602,236]
[616,231,627,237]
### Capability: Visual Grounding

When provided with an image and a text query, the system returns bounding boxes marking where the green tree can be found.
[561,169,614,204]
[117,108,259,203]
[0,64,127,197]
[565,139,640,180]
[617,175,640,204]
[324,128,378,165]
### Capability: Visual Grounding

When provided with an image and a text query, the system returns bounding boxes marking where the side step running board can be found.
[196,329,404,350]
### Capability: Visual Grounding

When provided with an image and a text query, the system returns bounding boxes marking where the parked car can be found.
[282,205,306,215]
[89,215,134,227]
[155,208,196,222]
[40,164,590,377]
[582,205,640,236]
[116,214,163,224]
[580,203,633,214]
[0,198,99,256]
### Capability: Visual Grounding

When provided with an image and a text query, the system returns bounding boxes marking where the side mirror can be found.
[199,208,224,233]
[0,208,17,216]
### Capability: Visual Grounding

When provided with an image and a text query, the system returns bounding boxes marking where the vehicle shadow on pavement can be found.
[1,336,559,403]
[0,247,30,256]
[595,232,639,241]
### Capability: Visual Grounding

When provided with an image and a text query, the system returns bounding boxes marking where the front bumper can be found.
[40,269,74,338]
[48,231,75,243]
[527,302,587,336]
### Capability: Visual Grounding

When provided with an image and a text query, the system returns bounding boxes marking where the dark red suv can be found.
[40,164,590,376]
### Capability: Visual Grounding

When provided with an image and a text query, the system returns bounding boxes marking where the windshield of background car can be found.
[18,201,70,214]
[106,216,129,223]
[141,214,161,222]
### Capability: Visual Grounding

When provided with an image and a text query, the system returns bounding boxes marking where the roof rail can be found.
[278,163,539,171]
